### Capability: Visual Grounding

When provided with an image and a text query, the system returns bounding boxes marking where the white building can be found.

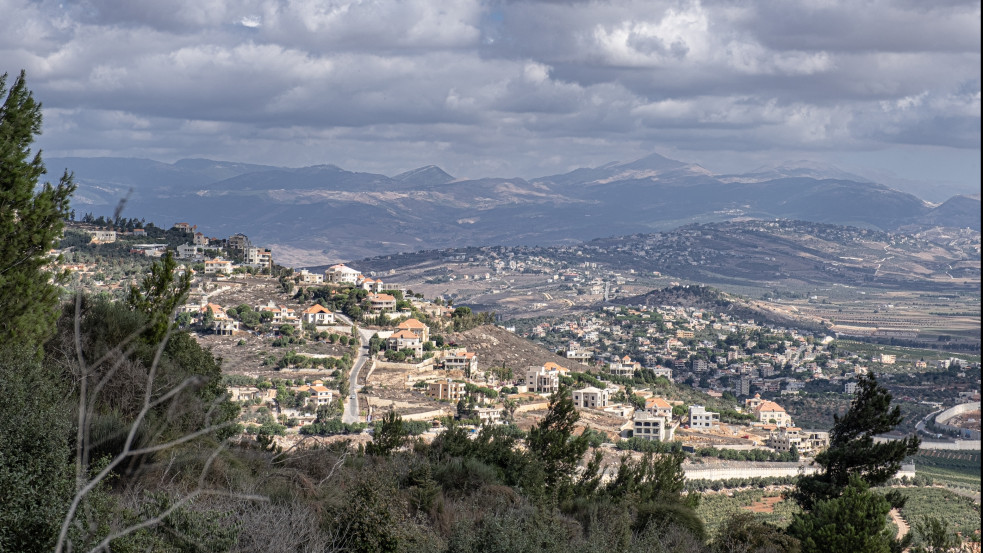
[325,264,360,284]
[204,259,233,274]
[297,269,324,285]
[609,355,640,377]
[524,365,560,395]
[688,405,719,429]
[244,247,272,269]
[572,386,609,409]
[301,304,335,327]
[633,411,677,441]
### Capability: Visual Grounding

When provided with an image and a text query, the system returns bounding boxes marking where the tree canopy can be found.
[790,373,920,510]
[0,70,76,349]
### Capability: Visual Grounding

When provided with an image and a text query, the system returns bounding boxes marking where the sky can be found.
[2,0,980,196]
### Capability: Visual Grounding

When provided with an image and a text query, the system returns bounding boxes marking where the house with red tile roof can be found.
[301,304,335,327]
[386,329,423,356]
[396,318,429,342]
[368,293,397,312]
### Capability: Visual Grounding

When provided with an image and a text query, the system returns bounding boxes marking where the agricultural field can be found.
[897,487,981,545]
[910,450,982,492]
[697,489,800,538]
[837,340,981,370]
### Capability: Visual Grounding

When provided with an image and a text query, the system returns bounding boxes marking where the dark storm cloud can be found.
[0,0,978,185]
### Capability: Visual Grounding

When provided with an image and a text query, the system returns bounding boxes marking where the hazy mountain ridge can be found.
[50,153,981,264]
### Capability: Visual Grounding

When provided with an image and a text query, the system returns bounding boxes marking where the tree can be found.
[365,409,406,457]
[526,384,590,493]
[788,477,900,553]
[713,512,801,553]
[910,516,962,553]
[126,250,192,343]
[0,346,74,553]
[790,373,920,510]
[501,398,518,422]
[0,70,77,349]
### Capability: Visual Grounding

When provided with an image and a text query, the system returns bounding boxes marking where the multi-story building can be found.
[204,259,233,274]
[801,430,830,454]
[609,355,640,377]
[396,318,429,343]
[572,386,609,409]
[442,351,477,374]
[754,400,792,427]
[368,293,397,312]
[297,269,324,285]
[427,379,466,401]
[244,247,272,269]
[633,411,677,442]
[524,365,560,395]
[766,426,802,453]
[386,330,423,356]
[325,264,361,284]
[651,366,673,380]
[227,233,251,252]
[688,405,720,429]
[301,304,335,327]
[645,397,673,418]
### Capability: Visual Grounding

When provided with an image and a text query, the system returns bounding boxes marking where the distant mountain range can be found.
[49,152,981,265]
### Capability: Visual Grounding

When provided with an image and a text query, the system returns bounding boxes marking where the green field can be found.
[910,450,981,491]
[697,483,981,546]
[897,487,981,544]
[838,340,980,369]
[697,489,801,538]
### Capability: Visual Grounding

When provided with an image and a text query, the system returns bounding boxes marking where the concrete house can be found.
[396,318,429,343]
[688,405,720,429]
[428,379,466,401]
[572,386,609,409]
[301,304,335,327]
[633,411,677,441]
[442,351,477,373]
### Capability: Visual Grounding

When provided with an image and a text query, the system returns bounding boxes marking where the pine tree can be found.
[526,384,590,492]
[788,477,898,553]
[0,70,76,349]
[790,373,920,510]
[126,250,191,343]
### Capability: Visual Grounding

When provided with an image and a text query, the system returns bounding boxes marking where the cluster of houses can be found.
[527,302,915,401]
[178,298,339,336]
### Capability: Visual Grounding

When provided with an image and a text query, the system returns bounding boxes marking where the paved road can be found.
[337,314,376,424]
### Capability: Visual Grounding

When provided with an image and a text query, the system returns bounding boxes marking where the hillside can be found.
[50,153,979,266]
[444,325,594,373]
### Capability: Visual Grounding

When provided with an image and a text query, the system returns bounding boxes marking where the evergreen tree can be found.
[126,250,191,343]
[790,373,920,510]
[366,409,406,457]
[788,477,899,553]
[526,384,591,494]
[0,70,76,349]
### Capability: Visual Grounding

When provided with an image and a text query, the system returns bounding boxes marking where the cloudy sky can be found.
[2,0,980,194]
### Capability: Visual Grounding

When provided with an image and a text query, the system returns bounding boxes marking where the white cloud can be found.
[0,0,975,186]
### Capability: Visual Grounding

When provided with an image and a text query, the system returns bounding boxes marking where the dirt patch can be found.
[445,325,593,372]
[744,495,784,513]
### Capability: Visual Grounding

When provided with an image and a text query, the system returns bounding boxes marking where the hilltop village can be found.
[54,219,981,475]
